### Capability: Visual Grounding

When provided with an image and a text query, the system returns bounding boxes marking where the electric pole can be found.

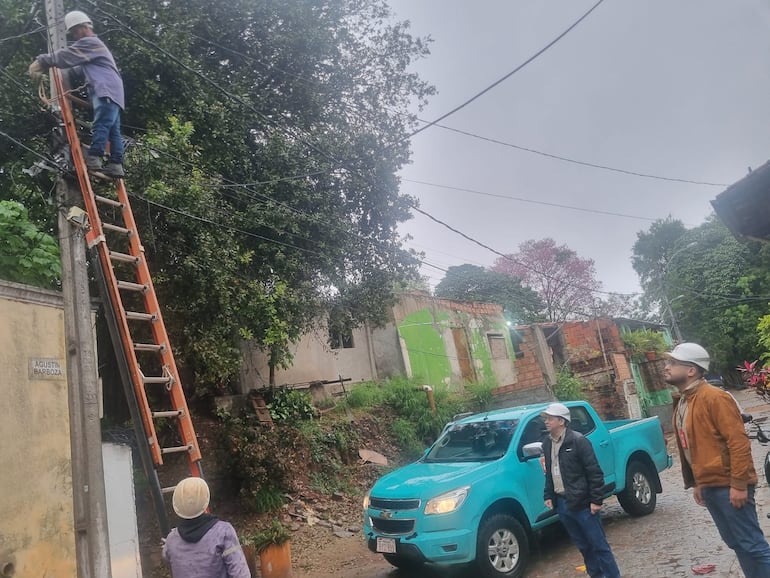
[43,1,113,576]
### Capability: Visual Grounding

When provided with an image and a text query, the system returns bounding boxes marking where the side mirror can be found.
[522,441,543,458]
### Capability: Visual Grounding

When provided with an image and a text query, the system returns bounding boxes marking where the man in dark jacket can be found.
[29,10,125,178]
[542,402,620,578]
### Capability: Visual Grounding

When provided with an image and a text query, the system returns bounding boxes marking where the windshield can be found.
[424,419,519,463]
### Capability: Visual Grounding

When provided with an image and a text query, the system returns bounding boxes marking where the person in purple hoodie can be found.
[163,477,251,578]
[29,10,125,178]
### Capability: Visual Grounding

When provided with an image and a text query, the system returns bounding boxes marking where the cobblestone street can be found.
[296,387,770,578]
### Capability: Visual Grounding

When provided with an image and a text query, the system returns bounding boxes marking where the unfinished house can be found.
[510,318,673,420]
[239,293,525,395]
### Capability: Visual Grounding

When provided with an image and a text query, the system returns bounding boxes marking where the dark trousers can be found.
[702,486,770,578]
[556,497,620,578]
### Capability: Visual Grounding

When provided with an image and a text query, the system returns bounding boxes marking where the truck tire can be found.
[382,553,424,570]
[475,513,529,578]
[617,460,656,516]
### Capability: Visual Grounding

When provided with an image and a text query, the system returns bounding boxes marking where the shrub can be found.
[554,369,586,401]
[623,328,668,362]
[267,387,315,422]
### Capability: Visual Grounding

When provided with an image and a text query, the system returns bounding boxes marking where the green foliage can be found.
[267,388,315,422]
[554,369,586,401]
[0,200,60,288]
[623,329,668,362]
[434,264,544,322]
[2,0,435,396]
[390,417,426,459]
[340,382,389,409]
[243,521,291,553]
[464,379,496,412]
[633,216,770,373]
[216,409,306,512]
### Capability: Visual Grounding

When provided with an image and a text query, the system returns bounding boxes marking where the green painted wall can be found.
[398,308,452,385]
[397,306,514,387]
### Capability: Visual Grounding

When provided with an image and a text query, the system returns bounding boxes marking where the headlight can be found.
[362,491,370,511]
[424,486,470,515]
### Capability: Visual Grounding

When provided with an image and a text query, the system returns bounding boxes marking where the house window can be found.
[330,329,354,349]
[509,328,525,359]
[487,333,508,359]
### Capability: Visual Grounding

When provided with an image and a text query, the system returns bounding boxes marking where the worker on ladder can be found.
[29,10,126,179]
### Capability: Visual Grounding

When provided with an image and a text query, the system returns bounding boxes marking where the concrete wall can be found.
[393,294,517,388]
[0,281,77,577]
[239,323,379,391]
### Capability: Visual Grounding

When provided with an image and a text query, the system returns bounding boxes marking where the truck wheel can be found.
[475,513,529,578]
[618,460,656,516]
[382,553,424,570]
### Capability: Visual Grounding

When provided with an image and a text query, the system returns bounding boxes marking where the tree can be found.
[633,216,770,373]
[434,264,543,322]
[631,217,688,311]
[0,200,60,288]
[1,0,434,393]
[491,238,601,322]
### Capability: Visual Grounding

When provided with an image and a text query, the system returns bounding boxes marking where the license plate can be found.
[376,537,396,553]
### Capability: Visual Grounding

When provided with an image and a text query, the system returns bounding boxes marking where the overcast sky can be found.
[387,0,770,296]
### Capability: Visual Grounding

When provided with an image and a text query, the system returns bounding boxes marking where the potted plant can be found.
[623,329,668,363]
[244,521,292,578]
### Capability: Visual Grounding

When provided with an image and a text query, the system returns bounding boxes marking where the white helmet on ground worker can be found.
[172,477,210,519]
[664,342,710,371]
[542,402,571,423]
[64,11,92,32]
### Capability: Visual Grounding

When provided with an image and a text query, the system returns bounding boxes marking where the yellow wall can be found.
[0,281,76,577]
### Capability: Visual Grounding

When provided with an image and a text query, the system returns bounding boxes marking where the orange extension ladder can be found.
[51,68,202,535]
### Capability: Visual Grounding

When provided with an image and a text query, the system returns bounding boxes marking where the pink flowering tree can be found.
[492,238,601,322]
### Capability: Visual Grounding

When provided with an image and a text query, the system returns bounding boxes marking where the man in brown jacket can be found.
[668,342,770,577]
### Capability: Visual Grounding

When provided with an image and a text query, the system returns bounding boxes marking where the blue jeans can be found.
[556,497,621,578]
[90,96,124,164]
[702,486,770,578]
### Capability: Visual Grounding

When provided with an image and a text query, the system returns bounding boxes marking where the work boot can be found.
[102,163,125,178]
[85,155,103,171]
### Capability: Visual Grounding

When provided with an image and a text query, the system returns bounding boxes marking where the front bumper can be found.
[364,517,476,564]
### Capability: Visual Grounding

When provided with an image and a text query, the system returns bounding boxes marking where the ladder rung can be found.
[152,410,184,419]
[109,250,139,265]
[134,342,164,352]
[161,444,194,455]
[94,194,123,208]
[143,375,172,385]
[126,311,157,322]
[103,222,132,235]
[117,280,148,293]
[161,486,177,495]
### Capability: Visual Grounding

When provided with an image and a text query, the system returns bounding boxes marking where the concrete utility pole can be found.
[43,1,113,577]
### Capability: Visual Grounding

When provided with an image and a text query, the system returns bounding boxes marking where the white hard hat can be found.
[664,342,710,371]
[542,402,571,423]
[64,11,92,32]
[172,477,210,519]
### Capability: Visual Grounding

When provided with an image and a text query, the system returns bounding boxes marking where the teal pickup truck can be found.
[363,400,672,577]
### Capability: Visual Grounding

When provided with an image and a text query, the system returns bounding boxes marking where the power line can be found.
[409,203,639,298]
[0,25,46,44]
[405,0,607,141]
[136,11,728,190]
[428,123,729,188]
[403,178,664,223]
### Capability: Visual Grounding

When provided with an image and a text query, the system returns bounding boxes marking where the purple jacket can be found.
[163,520,251,578]
[36,35,125,109]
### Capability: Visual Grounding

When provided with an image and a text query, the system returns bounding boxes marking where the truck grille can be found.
[371,517,415,535]
[370,497,420,510]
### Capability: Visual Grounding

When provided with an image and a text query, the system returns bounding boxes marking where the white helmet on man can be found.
[541,402,571,423]
[664,342,710,371]
[172,476,210,519]
[64,11,92,32]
